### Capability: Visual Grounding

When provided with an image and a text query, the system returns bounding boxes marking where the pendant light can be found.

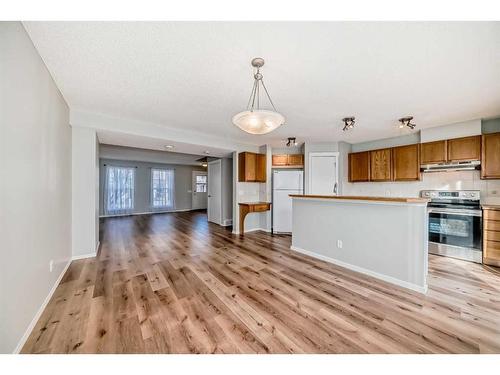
[232,58,285,135]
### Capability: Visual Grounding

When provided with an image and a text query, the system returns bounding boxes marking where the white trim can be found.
[13,257,72,353]
[290,245,428,294]
[207,159,223,225]
[99,208,194,218]
[222,219,233,226]
[232,227,271,235]
[13,242,101,354]
[307,151,339,195]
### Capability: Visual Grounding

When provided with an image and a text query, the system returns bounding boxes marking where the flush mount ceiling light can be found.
[232,58,285,135]
[204,150,210,155]
[398,116,416,130]
[286,137,298,147]
[342,117,355,131]
[165,145,174,150]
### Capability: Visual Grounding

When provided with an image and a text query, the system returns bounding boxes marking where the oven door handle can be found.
[428,208,482,217]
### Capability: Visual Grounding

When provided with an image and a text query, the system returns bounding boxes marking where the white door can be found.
[207,160,222,224]
[309,152,339,195]
[192,171,208,210]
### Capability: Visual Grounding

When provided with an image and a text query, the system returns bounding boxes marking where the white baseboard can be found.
[290,245,428,294]
[13,257,72,353]
[71,241,100,260]
[14,242,101,353]
[233,227,271,234]
[221,219,233,227]
[99,208,194,218]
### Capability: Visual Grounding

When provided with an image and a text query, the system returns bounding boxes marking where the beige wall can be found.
[0,22,72,353]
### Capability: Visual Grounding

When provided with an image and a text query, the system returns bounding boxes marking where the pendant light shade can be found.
[232,58,285,135]
[232,110,285,135]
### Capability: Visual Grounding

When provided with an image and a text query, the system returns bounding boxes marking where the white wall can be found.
[72,126,99,258]
[292,198,428,293]
[0,22,72,353]
[420,119,481,142]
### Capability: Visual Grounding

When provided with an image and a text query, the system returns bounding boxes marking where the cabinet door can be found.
[370,149,392,181]
[238,152,256,182]
[287,154,304,166]
[348,152,370,182]
[420,140,447,164]
[255,154,267,182]
[481,133,500,179]
[272,154,288,166]
[392,144,421,181]
[447,135,481,162]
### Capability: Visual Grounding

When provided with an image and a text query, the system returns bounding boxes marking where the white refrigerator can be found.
[272,170,304,233]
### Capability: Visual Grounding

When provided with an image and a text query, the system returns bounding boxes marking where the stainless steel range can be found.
[420,190,482,263]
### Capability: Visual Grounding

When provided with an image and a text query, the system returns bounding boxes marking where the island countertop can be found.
[289,194,429,204]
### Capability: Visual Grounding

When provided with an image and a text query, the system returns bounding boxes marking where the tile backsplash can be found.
[343,170,500,200]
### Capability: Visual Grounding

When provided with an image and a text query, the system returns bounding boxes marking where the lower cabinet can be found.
[483,207,500,267]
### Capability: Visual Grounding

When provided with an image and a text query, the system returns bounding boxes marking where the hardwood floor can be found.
[22,211,500,353]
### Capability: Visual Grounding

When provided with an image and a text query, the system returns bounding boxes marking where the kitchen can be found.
[238,118,500,293]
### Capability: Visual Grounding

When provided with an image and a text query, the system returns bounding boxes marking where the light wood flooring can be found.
[22,211,500,353]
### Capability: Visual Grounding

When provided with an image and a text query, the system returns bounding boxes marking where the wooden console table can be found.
[238,202,271,234]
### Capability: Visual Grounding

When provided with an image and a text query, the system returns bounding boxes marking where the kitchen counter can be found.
[289,194,429,204]
[290,195,428,293]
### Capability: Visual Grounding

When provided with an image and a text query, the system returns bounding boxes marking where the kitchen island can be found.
[290,195,429,293]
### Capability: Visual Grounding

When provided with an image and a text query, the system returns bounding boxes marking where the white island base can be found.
[290,195,429,294]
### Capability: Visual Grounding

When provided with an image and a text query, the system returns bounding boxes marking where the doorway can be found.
[191,171,208,210]
[207,159,222,224]
[308,152,339,195]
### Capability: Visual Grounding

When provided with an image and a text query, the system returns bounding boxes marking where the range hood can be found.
[421,160,481,173]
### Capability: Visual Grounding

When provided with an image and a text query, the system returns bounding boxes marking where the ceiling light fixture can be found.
[201,163,208,168]
[286,137,298,147]
[398,116,416,130]
[165,145,174,150]
[342,117,355,131]
[232,58,285,135]
[204,151,210,155]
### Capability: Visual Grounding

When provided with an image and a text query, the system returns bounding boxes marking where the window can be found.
[195,174,207,193]
[151,169,174,209]
[104,166,135,214]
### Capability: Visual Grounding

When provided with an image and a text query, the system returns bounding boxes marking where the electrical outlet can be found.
[337,240,343,249]
[49,260,54,272]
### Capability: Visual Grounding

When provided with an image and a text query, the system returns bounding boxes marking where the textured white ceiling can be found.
[24,21,500,146]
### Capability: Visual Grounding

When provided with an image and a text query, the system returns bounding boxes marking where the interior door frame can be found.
[207,159,223,225]
[308,152,339,195]
[191,170,208,210]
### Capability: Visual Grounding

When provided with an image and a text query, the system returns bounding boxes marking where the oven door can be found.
[428,208,482,262]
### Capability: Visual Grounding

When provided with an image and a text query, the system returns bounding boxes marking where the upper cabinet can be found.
[348,151,370,182]
[238,152,266,182]
[481,133,500,179]
[420,140,447,164]
[392,144,421,181]
[447,135,481,162]
[370,148,392,182]
[272,154,304,168]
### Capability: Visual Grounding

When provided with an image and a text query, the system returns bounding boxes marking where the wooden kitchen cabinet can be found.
[447,135,481,162]
[483,206,500,267]
[481,132,500,179]
[370,148,392,181]
[392,144,421,181]
[348,151,370,182]
[272,154,288,166]
[238,152,266,182]
[420,140,447,164]
[272,154,304,168]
